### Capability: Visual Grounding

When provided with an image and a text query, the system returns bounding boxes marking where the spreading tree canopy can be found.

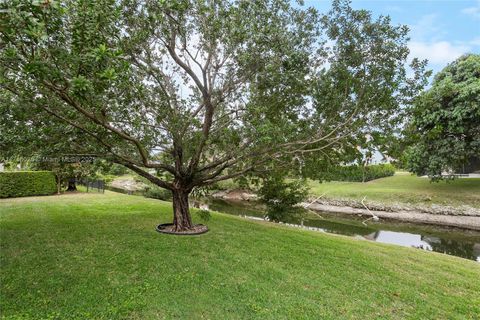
[406,54,480,179]
[0,0,427,231]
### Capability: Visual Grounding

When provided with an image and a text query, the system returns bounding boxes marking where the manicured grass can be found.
[308,173,480,208]
[1,192,479,319]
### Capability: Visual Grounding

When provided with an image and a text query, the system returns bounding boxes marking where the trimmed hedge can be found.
[0,171,57,198]
[322,164,395,182]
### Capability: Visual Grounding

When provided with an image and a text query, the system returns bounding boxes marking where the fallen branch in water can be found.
[361,196,379,226]
[303,194,326,219]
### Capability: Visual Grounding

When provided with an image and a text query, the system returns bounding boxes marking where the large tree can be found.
[406,54,480,179]
[0,0,426,232]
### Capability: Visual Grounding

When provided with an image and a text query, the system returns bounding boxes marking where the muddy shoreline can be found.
[212,189,480,231]
[306,203,480,231]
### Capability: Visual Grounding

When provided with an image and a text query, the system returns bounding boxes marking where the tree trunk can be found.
[57,181,62,194]
[55,175,62,194]
[66,179,77,191]
[172,188,193,231]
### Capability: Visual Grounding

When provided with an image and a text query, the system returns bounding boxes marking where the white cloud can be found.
[461,0,480,19]
[469,37,480,46]
[409,41,471,65]
[409,14,444,42]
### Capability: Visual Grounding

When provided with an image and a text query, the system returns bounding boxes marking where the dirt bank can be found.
[110,176,147,192]
[212,189,480,231]
[307,202,480,231]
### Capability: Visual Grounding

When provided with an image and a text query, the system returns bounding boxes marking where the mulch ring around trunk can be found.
[156,223,209,235]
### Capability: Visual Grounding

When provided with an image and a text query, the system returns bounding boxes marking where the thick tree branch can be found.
[42,81,176,174]
[165,31,206,96]
[121,162,173,190]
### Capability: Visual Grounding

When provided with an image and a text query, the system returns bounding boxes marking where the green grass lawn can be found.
[1,192,479,319]
[308,173,480,208]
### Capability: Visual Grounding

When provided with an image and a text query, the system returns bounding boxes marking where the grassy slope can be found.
[1,193,479,320]
[308,173,480,208]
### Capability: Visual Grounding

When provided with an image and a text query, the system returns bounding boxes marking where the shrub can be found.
[258,176,309,222]
[108,164,128,176]
[0,171,57,198]
[143,187,171,201]
[321,164,395,182]
[196,209,211,222]
[98,174,116,184]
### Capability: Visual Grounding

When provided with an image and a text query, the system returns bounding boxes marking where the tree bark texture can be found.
[172,188,193,231]
[66,179,77,191]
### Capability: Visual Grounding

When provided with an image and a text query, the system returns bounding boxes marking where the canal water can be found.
[206,198,480,262]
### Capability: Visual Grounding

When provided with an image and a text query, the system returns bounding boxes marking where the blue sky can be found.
[305,0,480,76]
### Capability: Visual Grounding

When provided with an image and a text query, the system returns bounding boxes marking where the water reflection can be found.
[205,199,480,262]
[368,231,433,250]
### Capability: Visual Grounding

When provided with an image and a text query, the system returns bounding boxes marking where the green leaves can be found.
[98,68,118,81]
[0,171,57,198]
[406,54,480,179]
[258,173,309,222]
[23,61,47,76]
[92,44,109,61]
[71,75,93,95]
[1,0,427,194]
